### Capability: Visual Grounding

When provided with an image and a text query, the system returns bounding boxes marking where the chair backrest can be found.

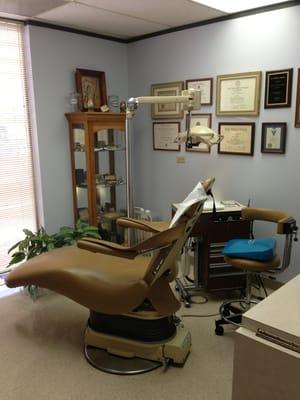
[143,177,215,286]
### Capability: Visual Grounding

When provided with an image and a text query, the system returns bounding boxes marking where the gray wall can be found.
[28,25,128,233]
[128,6,300,280]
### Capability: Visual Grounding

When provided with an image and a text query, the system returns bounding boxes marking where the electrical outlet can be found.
[176,156,185,164]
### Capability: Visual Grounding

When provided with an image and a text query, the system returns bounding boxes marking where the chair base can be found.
[85,345,162,375]
[215,299,259,336]
[88,310,176,342]
[84,323,191,374]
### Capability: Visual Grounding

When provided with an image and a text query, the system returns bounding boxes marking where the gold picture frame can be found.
[151,81,184,119]
[216,71,261,116]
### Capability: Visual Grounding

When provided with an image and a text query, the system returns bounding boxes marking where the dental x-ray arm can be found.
[126,89,222,148]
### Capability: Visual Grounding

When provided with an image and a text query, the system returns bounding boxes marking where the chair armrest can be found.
[117,217,169,233]
[77,237,137,259]
[241,208,295,234]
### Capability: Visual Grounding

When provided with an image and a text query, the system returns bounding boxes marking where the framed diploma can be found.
[186,78,213,106]
[151,81,184,119]
[185,113,212,153]
[295,69,300,128]
[264,69,293,108]
[216,71,261,116]
[153,122,180,151]
[218,123,255,155]
[261,123,286,154]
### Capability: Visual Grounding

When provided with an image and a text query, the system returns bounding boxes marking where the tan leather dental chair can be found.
[6,177,215,375]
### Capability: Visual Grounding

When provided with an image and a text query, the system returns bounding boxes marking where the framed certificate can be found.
[153,122,180,151]
[218,123,255,155]
[216,71,261,116]
[261,123,286,154]
[151,81,184,119]
[185,113,212,153]
[186,78,213,106]
[264,69,293,108]
[295,69,300,128]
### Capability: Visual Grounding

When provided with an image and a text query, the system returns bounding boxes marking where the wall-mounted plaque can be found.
[264,69,293,108]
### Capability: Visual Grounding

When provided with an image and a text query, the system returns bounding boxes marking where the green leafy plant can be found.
[8,220,100,299]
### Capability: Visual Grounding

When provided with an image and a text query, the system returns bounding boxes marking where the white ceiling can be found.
[0,0,294,40]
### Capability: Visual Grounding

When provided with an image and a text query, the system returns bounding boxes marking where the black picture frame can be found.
[218,122,255,156]
[264,69,293,108]
[295,69,300,128]
[261,123,287,154]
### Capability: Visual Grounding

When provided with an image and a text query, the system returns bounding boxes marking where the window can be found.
[0,20,37,270]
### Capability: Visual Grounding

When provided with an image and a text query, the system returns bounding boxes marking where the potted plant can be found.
[7,220,100,299]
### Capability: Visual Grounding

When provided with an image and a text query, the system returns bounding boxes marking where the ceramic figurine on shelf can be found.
[119,100,126,112]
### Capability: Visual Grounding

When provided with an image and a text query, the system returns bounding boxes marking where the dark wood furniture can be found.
[175,203,251,304]
[194,208,250,291]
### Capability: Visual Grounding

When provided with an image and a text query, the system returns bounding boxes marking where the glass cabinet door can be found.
[72,123,89,223]
[92,128,126,242]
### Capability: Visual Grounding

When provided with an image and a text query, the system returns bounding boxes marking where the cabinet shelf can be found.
[94,146,125,152]
[77,180,126,189]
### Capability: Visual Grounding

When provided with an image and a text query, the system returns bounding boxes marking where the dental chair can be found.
[215,207,298,336]
[6,177,215,375]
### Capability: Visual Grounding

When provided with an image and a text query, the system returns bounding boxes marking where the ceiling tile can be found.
[78,0,225,26]
[0,0,67,17]
[35,2,169,38]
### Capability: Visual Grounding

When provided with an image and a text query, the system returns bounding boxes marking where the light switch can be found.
[176,156,185,164]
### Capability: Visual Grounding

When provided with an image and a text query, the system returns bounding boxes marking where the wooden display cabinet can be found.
[65,112,127,242]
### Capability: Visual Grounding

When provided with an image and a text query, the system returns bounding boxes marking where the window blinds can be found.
[0,20,37,269]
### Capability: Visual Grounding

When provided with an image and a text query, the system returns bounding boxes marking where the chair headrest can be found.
[169,181,208,228]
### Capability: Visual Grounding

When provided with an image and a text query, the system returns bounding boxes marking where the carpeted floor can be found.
[0,288,235,400]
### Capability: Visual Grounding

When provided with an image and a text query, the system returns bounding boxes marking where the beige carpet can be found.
[0,288,235,400]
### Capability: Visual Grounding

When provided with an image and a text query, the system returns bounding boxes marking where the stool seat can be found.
[224,254,281,273]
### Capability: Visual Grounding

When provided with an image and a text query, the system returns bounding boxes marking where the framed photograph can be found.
[295,69,300,128]
[186,78,213,106]
[75,68,107,111]
[153,122,180,151]
[264,69,293,108]
[216,71,261,116]
[261,123,286,154]
[218,123,255,155]
[186,113,212,153]
[151,81,184,119]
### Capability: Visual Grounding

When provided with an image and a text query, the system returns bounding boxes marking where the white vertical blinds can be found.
[0,20,37,269]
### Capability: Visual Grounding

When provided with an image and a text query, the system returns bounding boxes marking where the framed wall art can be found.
[264,68,293,108]
[75,68,107,111]
[153,122,180,151]
[186,78,213,106]
[295,69,300,128]
[186,113,212,153]
[261,123,287,154]
[218,122,255,155]
[216,71,261,116]
[151,81,184,119]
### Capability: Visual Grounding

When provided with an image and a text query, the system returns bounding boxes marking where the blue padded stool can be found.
[215,207,297,336]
